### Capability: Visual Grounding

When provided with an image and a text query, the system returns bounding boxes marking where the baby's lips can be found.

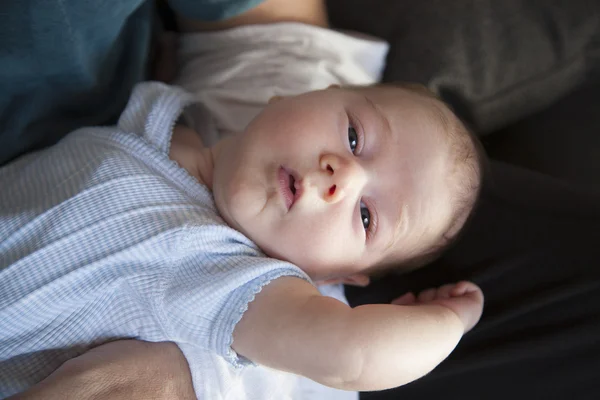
[292,178,304,205]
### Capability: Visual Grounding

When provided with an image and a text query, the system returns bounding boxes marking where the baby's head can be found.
[211,83,484,285]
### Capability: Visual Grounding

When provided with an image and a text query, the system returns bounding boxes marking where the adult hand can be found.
[9,340,195,400]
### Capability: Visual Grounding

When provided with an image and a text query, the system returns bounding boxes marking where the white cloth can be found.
[173,22,389,400]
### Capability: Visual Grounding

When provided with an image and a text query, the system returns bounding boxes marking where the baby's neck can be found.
[169,124,215,188]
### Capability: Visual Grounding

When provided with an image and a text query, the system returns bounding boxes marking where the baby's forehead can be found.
[364,89,452,153]
[356,86,451,133]
[344,85,481,265]
[361,84,448,115]
[353,86,459,257]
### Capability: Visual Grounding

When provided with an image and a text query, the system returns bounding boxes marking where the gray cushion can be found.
[328,0,599,131]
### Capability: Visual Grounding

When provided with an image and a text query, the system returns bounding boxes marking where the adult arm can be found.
[232,277,483,391]
[8,341,195,400]
[174,0,328,32]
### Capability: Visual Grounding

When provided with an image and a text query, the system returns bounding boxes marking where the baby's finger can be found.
[391,292,416,305]
[450,281,480,297]
[436,284,456,299]
[417,288,437,302]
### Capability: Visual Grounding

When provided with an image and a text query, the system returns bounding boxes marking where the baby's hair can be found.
[407,90,486,270]
[350,82,487,274]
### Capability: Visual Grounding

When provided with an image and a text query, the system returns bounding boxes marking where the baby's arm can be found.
[232,277,483,391]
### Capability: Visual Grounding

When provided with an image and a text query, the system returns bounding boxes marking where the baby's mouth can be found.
[289,175,296,196]
[279,166,301,210]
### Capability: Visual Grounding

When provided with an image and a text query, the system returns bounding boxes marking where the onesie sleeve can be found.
[158,226,312,368]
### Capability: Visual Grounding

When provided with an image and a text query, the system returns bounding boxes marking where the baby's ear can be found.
[316,274,370,287]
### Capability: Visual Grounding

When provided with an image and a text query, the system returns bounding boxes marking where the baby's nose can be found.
[319,154,366,203]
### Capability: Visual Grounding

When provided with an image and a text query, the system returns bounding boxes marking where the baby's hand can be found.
[391,281,484,333]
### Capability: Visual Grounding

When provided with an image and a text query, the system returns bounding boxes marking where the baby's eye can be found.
[360,201,371,231]
[348,125,359,154]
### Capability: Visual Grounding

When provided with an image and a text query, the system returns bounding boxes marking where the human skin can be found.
[167,85,484,390]
[8,340,195,400]
[209,85,457,283]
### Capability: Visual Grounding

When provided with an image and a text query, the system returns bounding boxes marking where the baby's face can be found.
[212,86,455,281]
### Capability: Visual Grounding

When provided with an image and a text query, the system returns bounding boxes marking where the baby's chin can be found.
[213,178,257,231]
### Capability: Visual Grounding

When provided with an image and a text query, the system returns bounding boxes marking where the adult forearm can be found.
[8,362,125,400]
[176,0,329,32]
[9,341,195,400]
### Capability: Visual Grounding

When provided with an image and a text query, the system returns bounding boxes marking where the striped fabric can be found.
[0,82,310,398]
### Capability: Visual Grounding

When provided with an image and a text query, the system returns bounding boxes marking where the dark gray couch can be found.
[328,0,600,398]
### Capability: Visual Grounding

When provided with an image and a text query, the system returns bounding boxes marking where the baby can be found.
[175,82,485,386]
[0,10,484,400]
